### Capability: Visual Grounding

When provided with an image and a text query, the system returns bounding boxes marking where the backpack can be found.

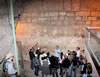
[3,60,10,72]
[34,58,40,66]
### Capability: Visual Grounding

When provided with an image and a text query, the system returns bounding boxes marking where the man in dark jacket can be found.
[49,56,59,77]
[61,55,70,77]
[29,48,35,70]
[70,52,79,77]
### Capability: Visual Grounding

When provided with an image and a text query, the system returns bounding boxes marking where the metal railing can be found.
[86,27,100,75]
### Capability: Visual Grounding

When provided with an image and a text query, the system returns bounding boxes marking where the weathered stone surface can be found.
[59,12,66,16]
[48,17,58,21]
[92,20,100,25]
[49,12,59,16]
[66,12,75,16]
[86,21,91,25]
[67,17,75,21]
[0,0,100,62]
[76,11,90,16]
[0,16,15,64]
[32,18,38,23]
[46,0,63,11]
[75,17,81,20]
[38,17,47,21]
[88,17,97,21]
[26,17,32,23]
[72,0,80,11]
[64,0,71,11]
[82,16,97,21]
[91,12,100,16]
[81,0,100,11]
[44,12,50,17]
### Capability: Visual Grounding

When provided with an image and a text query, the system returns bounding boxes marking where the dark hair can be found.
[47,52,50,57]
[42,56,47,60]
[82,50,84,52]
[72,51,77,56]
[77,47,80,50]
[60,52,63,59]
[87,63,92,74]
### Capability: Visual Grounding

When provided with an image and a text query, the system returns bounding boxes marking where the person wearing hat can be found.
[3,52,17,77]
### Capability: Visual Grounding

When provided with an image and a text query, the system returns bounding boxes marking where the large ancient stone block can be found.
[76,11,90,16]
[72,0,80,11]
[91,12,100,16]
[81,0,100,10]
[64,0,71,11]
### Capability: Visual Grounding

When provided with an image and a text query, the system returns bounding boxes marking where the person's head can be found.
[72,51,77,56]
[67,50,70,52]
[67,50,70,55]
[77,47,80,50]
[82,50,84,53]
[64,55,68,58]
[56,45,59,49]
[32,47,35,51]
[6,53,14,61]
[37,46,41,50]
[30,48,32,51]
[47,52,50,57]
[61,52,63,56]
[82,58,87,64]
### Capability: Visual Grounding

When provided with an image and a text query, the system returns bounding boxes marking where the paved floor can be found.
[23,60,81,77]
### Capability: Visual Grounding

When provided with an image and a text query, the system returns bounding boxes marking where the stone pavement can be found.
[23,61,81,77]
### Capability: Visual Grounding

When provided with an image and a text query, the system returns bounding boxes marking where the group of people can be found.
[29,45,93,77]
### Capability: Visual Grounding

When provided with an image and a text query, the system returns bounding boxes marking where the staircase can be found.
[85,27,100,77]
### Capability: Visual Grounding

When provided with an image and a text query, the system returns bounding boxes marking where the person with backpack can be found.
[61,55,71,77]
[41,57,50,77]
[49,56,59,77]
[3,52,17,77]
[70,51,79,77]
[33,55,41,76]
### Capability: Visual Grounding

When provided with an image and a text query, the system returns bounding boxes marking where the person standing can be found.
[70,52,79,77]
[81,50,85,58]
[76,47,81,59]
[41,57,51,77]
[29,48,35,70]
[3,52,17,77]
[81,59,88,77]
[54,45,61,62]
[59,52,64,75]
[34,55,41,76]
[87,63,92,77]
[61,55,70,77]
[49,56,59,77]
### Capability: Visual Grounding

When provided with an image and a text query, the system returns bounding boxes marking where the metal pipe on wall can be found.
[10,0,20,75]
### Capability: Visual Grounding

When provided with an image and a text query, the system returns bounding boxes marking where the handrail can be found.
[86,40,100,66]
[86,27,100,44]
[86,40,100,76]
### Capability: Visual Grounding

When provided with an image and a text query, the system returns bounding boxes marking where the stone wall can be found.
[15,0,100,60]
[0,0,14,75]
[0,0,100,61]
